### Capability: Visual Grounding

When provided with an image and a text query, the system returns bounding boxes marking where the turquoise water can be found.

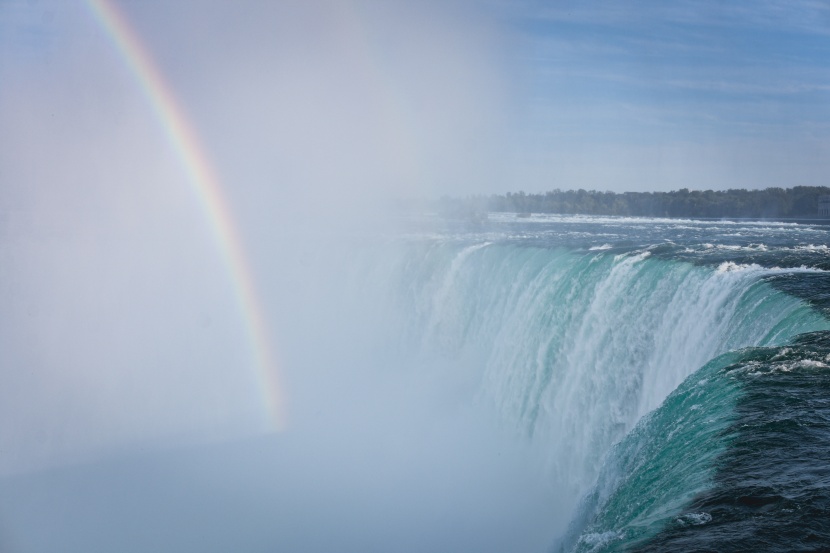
[349,214,830,550]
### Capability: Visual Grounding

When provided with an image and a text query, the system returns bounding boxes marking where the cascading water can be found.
[561,331,830,552]
[338,233,830,531]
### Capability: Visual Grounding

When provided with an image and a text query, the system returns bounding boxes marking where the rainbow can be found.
[85,0,286,431]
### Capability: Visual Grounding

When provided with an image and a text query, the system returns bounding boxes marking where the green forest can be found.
[437,186,830,219]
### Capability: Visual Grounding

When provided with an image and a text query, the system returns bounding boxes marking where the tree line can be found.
[437,186,830,219]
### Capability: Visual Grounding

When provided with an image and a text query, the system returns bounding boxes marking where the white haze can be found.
[0,1,558,552]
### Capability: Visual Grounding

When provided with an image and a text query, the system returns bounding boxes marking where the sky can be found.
[502,0,830,193]
[2,0,830,196]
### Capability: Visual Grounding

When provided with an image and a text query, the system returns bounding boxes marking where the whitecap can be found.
[676,512,712,526]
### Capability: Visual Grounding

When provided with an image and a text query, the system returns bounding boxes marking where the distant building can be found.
[819,195,830,216]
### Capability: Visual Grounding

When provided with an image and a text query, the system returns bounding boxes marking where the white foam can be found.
[492,213,804,227]
[577,530,623,550]
[796,359,828,369]
[716,261,763,273]
[716,262,827,274]
[676,512,712,526]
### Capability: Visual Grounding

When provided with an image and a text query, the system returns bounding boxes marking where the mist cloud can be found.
[0,2,560,551]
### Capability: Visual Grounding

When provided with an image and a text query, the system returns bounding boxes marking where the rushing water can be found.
[352,213,830,551]
[3,213,830,552]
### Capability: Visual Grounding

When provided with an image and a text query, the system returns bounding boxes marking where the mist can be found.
[0,1,559,551]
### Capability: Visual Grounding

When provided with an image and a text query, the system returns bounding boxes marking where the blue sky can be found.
[2,0,830,195]
[498,0,830,191]
[516,4,830,140]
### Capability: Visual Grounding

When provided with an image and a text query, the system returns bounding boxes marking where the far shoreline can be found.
[420,185,830,223]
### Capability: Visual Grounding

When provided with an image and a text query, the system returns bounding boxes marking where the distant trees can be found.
[474,186,830,219]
